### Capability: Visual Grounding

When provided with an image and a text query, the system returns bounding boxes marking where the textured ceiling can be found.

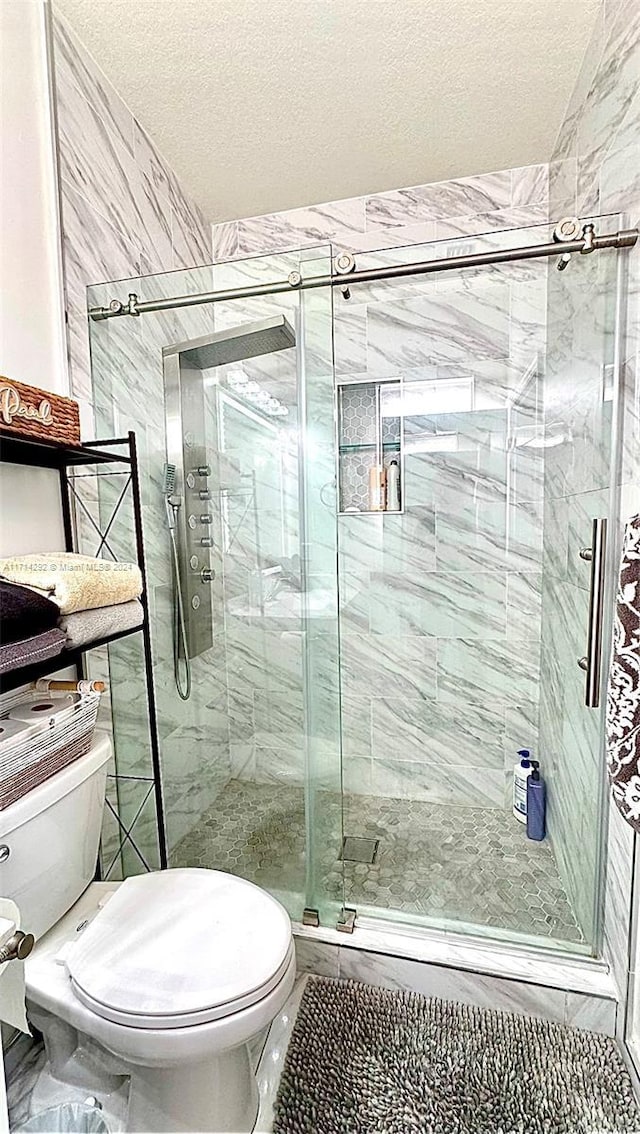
[53,0,598,224]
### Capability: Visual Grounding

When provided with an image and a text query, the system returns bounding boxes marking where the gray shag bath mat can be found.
[273,976,640,1134]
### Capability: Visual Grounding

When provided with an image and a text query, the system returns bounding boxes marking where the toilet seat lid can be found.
[66,869,293,1029]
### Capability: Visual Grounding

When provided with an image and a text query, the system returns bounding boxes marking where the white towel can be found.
[0,553,142,615]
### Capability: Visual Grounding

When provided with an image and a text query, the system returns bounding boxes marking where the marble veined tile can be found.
[564,993,617,1035]
[367,570,506,639]
[364,170,512,229]
[236,198,365,255]
[213,220,240,261]
[171,194,213,268]
[437,637,541,704]
[367,287,510,373]
[334,302,368,374]
[338,513,385,578]
[373,696,475,765]
[404,449,508,513]
[506,571,543,641]
[600,89,640,216]
[575,0,640,218]
[54,15,134,155]
[435,500,542,574]
[434,205,548,241]
[370,757,505,807]
[416,698,506,768]
[253,690,304,749]
[343,755,374,794]
[61,180,141,301]
[133,120,173,203]
[379,508,437,575]
[341,632,436,700]
[603,804,635,1000]
[511,164,549,207]
[341,694,373,760]
[294,939,340,977]
[255,745,304,786]
[57,71,172,270]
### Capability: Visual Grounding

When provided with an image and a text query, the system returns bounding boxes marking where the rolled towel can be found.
[0,579,60,644]
[0,627,67,675]
[607,513,640,829]
[59,599,143,649]
[0,553,142,615]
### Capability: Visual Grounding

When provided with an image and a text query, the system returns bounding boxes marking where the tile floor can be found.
[172,779,583,944]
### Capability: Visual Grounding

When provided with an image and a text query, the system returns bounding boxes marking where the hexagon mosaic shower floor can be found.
[172,779,583,944]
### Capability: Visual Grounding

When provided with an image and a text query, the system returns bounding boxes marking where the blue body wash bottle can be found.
[526,760,546,841]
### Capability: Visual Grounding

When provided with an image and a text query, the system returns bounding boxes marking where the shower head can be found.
[164,315,296,371]
[163,462,177,496]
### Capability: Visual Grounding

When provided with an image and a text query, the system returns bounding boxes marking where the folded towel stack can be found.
[0,581,67,674]
[0,553,144,674]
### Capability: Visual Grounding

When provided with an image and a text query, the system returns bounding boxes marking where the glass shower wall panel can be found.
[90,247,344,925]
[88,265,221,878]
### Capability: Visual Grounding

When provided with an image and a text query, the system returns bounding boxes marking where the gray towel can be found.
[0,627,67,675]
[59,599,143,649]
[606,514,640,829]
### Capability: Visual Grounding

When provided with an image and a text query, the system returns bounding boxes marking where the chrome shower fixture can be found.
[581,222,596,253]
[553,216,583,243]
[162,314,298,669]
[163,461,191,700]
[163,462,176,495]
[174,315,296,370]
[553,217,598,270]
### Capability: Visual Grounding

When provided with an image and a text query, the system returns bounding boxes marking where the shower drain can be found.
[340,836,380,864]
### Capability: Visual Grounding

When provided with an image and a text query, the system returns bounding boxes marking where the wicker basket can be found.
[0,689,101,810]
[0,376,80,446]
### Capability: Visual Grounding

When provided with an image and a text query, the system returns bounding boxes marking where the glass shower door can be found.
[331,217,622,955]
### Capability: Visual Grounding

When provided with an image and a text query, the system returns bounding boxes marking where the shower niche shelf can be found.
[337,379,403,515]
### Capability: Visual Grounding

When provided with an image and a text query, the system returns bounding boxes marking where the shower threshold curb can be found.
[293,920,618,1000]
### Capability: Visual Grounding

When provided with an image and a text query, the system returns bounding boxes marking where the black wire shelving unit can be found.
[0,428,168,870]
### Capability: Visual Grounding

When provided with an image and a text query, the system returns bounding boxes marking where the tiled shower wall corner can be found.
[53,14,230,871]
[213,167,549,811]
[543,0,640,1005]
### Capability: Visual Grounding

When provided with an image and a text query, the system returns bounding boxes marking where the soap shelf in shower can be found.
[337,378,403,514]
[338,441,402,453]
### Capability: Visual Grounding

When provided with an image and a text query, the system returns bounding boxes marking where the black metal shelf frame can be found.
[0,429,168,870]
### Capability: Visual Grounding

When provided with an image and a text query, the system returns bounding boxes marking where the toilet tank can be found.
[0,732,111,941]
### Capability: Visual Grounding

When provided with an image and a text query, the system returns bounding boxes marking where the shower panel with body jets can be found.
[88,217,637,959]
[161,316,296,697]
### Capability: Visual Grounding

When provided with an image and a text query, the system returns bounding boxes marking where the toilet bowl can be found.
[3,734,296,1132]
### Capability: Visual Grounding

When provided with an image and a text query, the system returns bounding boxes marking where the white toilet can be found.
[2,732,296,1133]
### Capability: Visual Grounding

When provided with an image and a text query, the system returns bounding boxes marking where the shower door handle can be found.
[578,517,608,708]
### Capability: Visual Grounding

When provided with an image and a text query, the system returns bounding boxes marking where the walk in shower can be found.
[86,215,635,958]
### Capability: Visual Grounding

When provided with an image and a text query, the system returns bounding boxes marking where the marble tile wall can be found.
[294,936,618,1036]
[214,167,550,810]
[52,15,231,867]
[540,0,640,1005]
